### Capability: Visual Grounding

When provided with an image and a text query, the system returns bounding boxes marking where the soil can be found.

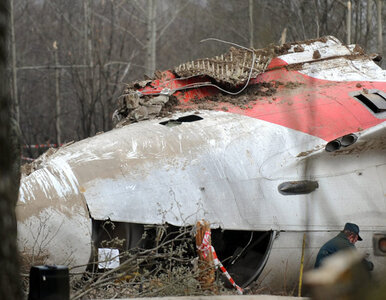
[197,81,278,106]
[159,95,180,117]
[114,36,366,127]
[313,50,321,59]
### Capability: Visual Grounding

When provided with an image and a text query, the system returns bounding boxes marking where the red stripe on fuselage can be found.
[232,58,385,141]
[141,58,386,141]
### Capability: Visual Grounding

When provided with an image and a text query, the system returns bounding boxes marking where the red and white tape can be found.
[197,230,212,259]
[23,143,63,149]
[21,156,35,162]
[198,230,243,295]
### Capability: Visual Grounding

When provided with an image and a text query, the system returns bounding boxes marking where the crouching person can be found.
[314,222,373,271]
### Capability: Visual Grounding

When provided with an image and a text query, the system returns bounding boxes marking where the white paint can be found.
[17,207,91,272]
[73,111,382,232]
[279,36,386,81]
[21,110,385,234]
[19,158,81,204]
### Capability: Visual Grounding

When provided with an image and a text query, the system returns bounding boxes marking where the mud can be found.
[297,145,324,157]
[115,76,306,126]
[159,95,180,117]
[352,44,365,55]
[197,81,279,107]
[334,138,386,155]
[313,50,321,59]
[114,36,366,126]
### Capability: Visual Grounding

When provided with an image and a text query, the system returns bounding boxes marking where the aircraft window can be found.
[160,114,203,126]
[353,91,386,114]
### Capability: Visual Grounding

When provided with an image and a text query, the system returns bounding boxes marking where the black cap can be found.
[344,222,362,241]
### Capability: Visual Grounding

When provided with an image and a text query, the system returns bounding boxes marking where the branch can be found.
[157,0,191,40]
[46,1,82,35]
[16,64,90,70]
[92,11,145,47]
[336,0,348,7]
[115,1,146,24]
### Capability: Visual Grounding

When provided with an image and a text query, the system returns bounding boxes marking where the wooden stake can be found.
[298,233,306,297]
[196,220,216,293]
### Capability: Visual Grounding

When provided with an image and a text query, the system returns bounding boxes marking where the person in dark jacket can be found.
[314,222,373,271]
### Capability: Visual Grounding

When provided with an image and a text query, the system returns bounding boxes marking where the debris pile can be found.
[115,36,367,127]
[115,44,288,126]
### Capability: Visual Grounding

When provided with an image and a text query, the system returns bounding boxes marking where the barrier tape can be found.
[197,230,212,259]
[23,143,63,149]
[21,156,35,161]
[198,230,243,295]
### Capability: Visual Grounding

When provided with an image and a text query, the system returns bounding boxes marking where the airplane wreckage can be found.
[17,36,386,290]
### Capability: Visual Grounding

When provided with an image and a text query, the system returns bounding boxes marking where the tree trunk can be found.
[249,0,254,48]
[83,0,95,138]
[0,0,22,299]
[279,27,287,45]
[10,0,18,124]
[54,41,61,145]
[364,0,372,49]
[376,0,383,56]
[146,0,156,77]
[354,0,359,42]
[347,0,352,44]
[358,0,363,44]
[313,0,320,38]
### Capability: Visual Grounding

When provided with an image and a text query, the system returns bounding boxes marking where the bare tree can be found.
[10,0,18,124]
[347,0,352,44]
[375,0,383,56]
[365,0,373,48]
[53,41,61,145]
[0,0,22,298]
[249,0,254,48]
[146,0,157,77]
[313,0,320,38]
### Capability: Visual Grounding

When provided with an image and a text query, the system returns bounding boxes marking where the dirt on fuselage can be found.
[114,36,339,125]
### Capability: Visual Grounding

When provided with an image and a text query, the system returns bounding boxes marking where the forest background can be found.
[8,0,385,160]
